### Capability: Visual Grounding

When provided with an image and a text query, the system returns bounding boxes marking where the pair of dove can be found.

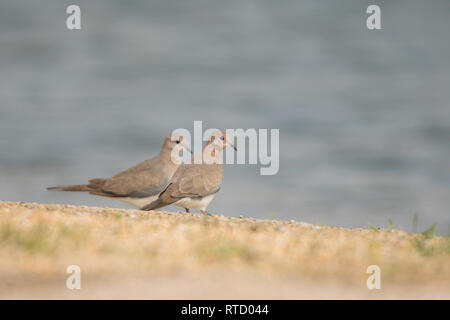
[47,130,236,213]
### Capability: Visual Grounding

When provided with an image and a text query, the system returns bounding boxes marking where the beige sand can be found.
[0,201,449,299]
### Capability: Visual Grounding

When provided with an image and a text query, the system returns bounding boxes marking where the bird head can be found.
[207,129,237,152]
[163,132,193,164]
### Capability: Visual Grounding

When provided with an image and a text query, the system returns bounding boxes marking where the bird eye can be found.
[220,136,225,141]
[176,140,180,144]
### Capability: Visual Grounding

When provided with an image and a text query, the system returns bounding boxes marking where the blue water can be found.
[1,0,449,234]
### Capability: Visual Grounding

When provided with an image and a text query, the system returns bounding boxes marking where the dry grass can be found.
[0,201,449,299]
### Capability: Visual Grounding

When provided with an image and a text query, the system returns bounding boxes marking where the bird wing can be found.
[100,157,170,198]
[140,163,223,211]
[165,163,223,199]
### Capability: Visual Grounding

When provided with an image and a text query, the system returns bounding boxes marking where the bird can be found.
[141,130,236,214]
[47,132,192,208]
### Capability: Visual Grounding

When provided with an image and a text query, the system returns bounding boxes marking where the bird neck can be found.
[160,147,182,167]
[198,142,222,164]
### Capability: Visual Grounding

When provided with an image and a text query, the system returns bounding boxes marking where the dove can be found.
[141,130,236,214]
[47,133,192,208]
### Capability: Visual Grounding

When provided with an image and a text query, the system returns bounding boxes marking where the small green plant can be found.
[422,223,436,239]
[388,219,393,232]
[369,224,379,232]
[413,234,450,257]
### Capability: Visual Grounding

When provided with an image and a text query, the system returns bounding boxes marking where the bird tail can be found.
[47,178,107,193]
[47,184,91,192]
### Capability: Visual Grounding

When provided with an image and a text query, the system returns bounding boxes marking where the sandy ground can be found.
[0,201,449,299]
[3,274,450,300]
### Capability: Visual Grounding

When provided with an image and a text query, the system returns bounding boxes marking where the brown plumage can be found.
[47,133,191,208]
[142,130,235,213]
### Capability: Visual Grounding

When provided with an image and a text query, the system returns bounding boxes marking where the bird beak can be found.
[230,143,237,151]
[184,146,194,155]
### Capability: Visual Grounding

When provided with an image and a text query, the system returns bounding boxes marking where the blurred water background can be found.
[1,0,449,234]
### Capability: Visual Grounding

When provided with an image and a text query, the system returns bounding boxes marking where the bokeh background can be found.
[1,0,449,234]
